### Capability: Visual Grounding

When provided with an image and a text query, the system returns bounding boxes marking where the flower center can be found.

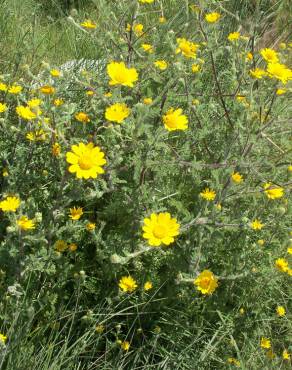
[153,225,167,239]
[200,278,210,289]
[78,154,93,170]
[116,71,127,83]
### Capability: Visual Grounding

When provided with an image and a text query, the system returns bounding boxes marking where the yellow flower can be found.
[141,43,153,53]
[125,23,131,32]
[105,103,130,123]
[154,60,168,70]
[8,85,22,94]
[0,196,20,212]
[239,307,245,315]
[107,61,138,88]
[66,142,107,179]
[194,270,218,295]
[26,129,47,142]
[250,68,266,79]
[275,258,288,272]
[260,337,271,349]
[55,240,68,252]
[246,52,253,61]
[104,91,112,98]
[16,105,37,120]
[133,23,144,36]
[159,16,166,23]
[276,88,287,95]
[39,85,55,94]
[205,12,221,23]
[0,334,7,344]
[50,69,61,77]
[119,276,138,292]
[143,97,153,105]
[251,219,264,230]
[231,172,243,183]
[267,62,292,84]
[120,341,130,351]
[162,108,188,131]
[80,20,97,29]
[0,102,7,113]
[53,98,64,106]
[69,206,83,220]
[260,48,279,63]
[75,112,90,123]
[283,349,290,360]
[228,32,240,41]
[86,90,94,96]
[287,247,292,255]
[0,83,7,91]
[139,0,154,3]
[257,239,265,246]
[276,305,286,317]
[191,64,200,73]
[52,143,61,157]
[176,38,199,58]
[2,168,8,177]
[263,183,284,199]
[69,243,78,252]
[200,188,216,201]
[227,358,240,367]
[144,281,153,291]
[86,222,96,231]
[142,212,180,247]
[27,98,42,108]
[17,216,35,231]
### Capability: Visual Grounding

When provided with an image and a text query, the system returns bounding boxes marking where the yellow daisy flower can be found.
[263,183,284,199]
[228,32,240,41]
[231,172,243,183]
[75,112,90,123]
[0,103,7,113]
[154,60,168,70]
[205,12,221,23]
[194,270,218,295]
[200,188,216,201]
[162,108,188,131]
[80,20,97,29]
[142,212,180,247]
[119,276,138,292]
[260,48,279,63]
[276,305,286,317]
[66,142,107,179]
[260,337,271,349]
[17,216,35,231]
[0,196,21,212]
[69,206,83,220]
[105,103,130,123]
[250,219,264,230]
[107,61,138,88]
[176,38,199,58]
